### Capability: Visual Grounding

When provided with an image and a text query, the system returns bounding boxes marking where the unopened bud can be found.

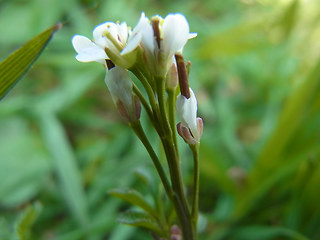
[176,88,203,144]
[105,66,141,122]
[177,117,203,145]
[170,225,182,240]
[166,61,178,89]
[116,95,141,122]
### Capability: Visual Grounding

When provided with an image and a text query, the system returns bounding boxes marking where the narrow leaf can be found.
[0,23,61,99]
[118,210,163,236]
[15,202,42,240]
[109,188,157,217]
[38,112,89,228]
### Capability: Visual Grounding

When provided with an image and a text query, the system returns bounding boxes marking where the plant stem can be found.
[131,69,159,117]
[190,143,200,240]
[156,77,172,138]
[156,76,194,240]
[130,120,172,201]
[167,89,179,156]
[132,83,153,121]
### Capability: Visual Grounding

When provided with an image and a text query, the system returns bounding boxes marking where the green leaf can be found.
[234,225,309,240]
[37,112,89,228]
[108,188,157,217]
[15,202,42,240]
[117,210,163,236]
[0,23,61,99]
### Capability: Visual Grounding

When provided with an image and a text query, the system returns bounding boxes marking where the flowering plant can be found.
[72,12,203,240]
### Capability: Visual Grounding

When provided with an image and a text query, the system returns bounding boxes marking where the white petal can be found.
[105,66,133,106]
[72,35,94,53]
[129,12,154,54]
[141,18,155,54]
[93,22,117,40]
[121,31,142,55]
[162,13,189,58]
[75,45,108,62]
[176,88,198,136]
[75,50,107,62]
[118,22,128,43]
[130,12,147,38]
[94,36,108,48]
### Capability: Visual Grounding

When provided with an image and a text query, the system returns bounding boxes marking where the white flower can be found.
[105,66,141,121]
[121,12,152,55]
[161,13,197,60]
[135,13,197,77]
[71,12,196,74]
[176,88,203,144]
[72,19,144,68]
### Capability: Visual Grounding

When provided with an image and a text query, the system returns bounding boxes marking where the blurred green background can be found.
[1,0,320,239]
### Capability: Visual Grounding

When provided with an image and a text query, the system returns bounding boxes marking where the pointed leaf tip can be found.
[0,23,61,100]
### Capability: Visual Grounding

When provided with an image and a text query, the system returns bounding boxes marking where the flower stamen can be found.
[105,31,124,51]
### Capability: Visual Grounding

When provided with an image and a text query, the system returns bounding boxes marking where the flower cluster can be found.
[72,12,202,144]
[72,12,204,239]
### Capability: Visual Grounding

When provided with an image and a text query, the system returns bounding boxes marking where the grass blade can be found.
[0,23,61,99]
[38,112,89,228]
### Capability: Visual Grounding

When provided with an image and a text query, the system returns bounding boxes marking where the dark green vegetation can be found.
[0,0,319,239]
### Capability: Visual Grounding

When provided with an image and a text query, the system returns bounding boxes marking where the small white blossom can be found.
[72,19,144,68]
[72,12,196,74]
[139,13,197,76]
[121,12,152,55]
[176,88,203,144]
[105,66,141,121]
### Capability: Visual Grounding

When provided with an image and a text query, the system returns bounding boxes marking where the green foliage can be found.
[1,0,320,239]
[117,211,163,236]
[109,189,157,218]
[0,23,60,99]
[16,202,42,240]
[38,112,89,228]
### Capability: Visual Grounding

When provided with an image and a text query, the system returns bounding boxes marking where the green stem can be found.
[130,120,173,201]
[165,143,193,240]
[156,77,172,138]
[156,77,194,240]
[132,83,153,121]
[190,143,200,240]
[131,69,159,116]
[167,89,179,156]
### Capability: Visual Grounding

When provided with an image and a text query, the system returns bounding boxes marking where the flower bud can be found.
[170,225,182,240]
[105,66,141,122]
[176,88,203,144]
[166,60,178,90]
[177,117,203,145]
